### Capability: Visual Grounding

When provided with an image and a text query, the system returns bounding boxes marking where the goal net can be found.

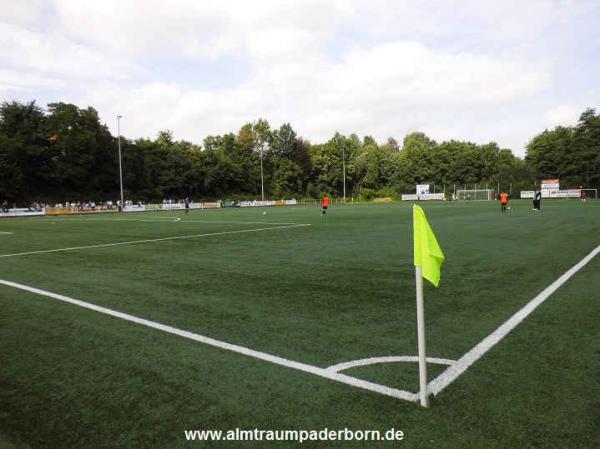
[456,189,493,201]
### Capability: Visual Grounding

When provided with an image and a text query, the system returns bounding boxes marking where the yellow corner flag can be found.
[413,204,445,287]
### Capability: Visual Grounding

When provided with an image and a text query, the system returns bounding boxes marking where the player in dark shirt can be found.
[533,191,541,211]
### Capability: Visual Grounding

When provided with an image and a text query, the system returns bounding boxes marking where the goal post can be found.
[456,189,493,201]
[581,188,598,199]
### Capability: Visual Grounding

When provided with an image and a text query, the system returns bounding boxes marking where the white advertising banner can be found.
[416,184,430,195]
[0,208,45,217]
[123,205,146,212]
[547,189,580,198]
[523,190,580,199]
[239,200,276,207]
[402,193,444,201]
[541,179,560,189]
[161,203,185,210]
[125,203,207,212]
[421,193,444,201]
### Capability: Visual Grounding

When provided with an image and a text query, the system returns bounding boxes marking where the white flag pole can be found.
[415,266,429,407]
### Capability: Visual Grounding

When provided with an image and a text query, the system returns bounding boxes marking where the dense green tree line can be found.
[525,108,600,189]
[1,100,598,205]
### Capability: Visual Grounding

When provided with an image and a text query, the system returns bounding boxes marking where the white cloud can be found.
[0,23,142,86]
[80,39,548,153]
[0,0,48,26]
[544,104,581,127]
[53,0,349,61]
[0,68,64,97]
[2,0,597,157]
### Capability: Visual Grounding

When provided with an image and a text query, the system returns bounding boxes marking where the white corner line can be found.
[428,244,600,397]
[0,224,311,259]
[327,356,456,373]
[0,279,417,403]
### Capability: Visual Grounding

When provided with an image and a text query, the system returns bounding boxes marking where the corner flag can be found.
[412,204,445,407]
[413,204,445,287]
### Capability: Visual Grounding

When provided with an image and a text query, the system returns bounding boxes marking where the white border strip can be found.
[0,224,310,259]
[0,279,417,402]
[428,244,600,396]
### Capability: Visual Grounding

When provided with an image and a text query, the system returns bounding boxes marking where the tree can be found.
[3,99,596,204]
[269,124,312,197]
[45,103,117,200]
[312,132,361,197]
[525,108,600,188]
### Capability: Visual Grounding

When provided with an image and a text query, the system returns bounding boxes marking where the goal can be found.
[581,188,598,199]
[456,189,494,201]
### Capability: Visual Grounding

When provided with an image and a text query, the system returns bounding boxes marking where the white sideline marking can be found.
[0,279,417,402]
[0,231,13,235]
[327,356,455,373]
[428,244,600,396]
[0,224,311,259]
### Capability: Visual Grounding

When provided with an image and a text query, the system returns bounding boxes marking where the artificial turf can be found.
[0,200,598,448]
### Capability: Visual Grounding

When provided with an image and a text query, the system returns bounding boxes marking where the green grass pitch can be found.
[0,200,599,448]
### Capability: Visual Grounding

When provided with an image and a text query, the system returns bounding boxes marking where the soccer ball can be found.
[507,206,511,210]
[262,211,267,215]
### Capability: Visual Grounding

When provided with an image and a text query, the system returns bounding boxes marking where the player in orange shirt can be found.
[321,196,330,217]
[500,192,509,213]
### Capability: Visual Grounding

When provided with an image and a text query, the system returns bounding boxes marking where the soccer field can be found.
[1,200,599,448]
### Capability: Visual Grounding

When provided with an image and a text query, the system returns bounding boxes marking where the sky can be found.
[1,0,599,157]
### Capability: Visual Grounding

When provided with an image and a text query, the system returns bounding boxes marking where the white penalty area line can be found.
[428,243,600,397]
[0,224,311,259]
[0,279,417,402]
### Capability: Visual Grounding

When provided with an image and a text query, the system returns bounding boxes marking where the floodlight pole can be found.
[259,144,265,202]
[415,266,429,407]
[342,144,346,202]
[117,115,124,212]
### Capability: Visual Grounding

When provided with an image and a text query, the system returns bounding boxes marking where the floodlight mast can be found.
[117,115,124,211]
[342,144,346,202]
[260,143,265,202]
